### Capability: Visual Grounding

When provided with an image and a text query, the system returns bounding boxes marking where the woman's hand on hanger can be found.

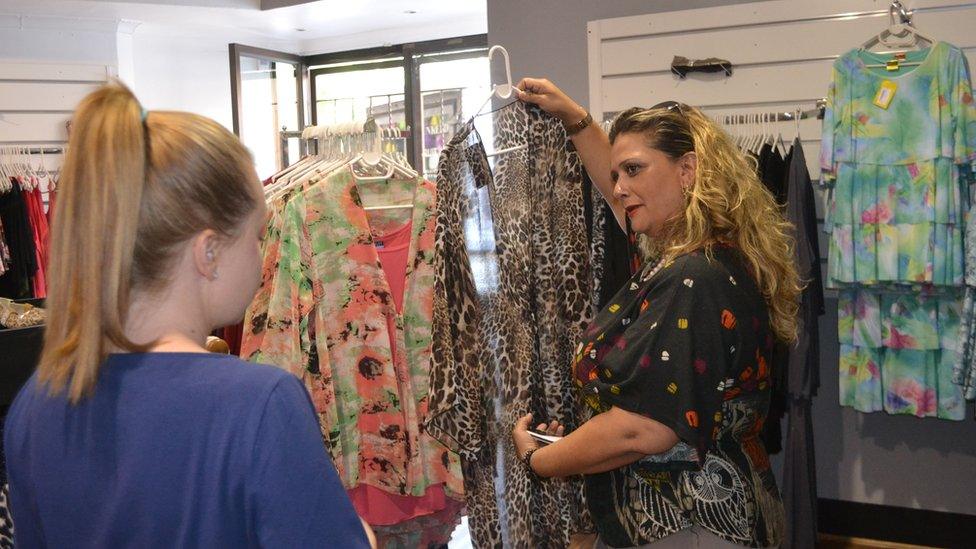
[516,77,588,126]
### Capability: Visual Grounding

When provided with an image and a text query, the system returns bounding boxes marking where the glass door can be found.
[310,59,409,166]
[230,45,306,181]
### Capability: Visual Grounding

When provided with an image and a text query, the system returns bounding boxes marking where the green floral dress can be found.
[820,42,976,419]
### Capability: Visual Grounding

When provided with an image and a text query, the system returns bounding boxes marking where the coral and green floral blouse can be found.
[241,168,462,499]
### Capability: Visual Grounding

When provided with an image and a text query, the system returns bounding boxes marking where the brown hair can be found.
[609,105,801,343]
[38,82,259,402]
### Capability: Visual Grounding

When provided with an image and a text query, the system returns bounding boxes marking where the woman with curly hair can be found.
[511,79,801,548]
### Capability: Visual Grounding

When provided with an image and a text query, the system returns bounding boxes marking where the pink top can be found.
[374,220,412,313]
[347,219,459,526]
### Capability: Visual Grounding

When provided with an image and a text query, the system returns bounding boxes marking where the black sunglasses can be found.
[651,100,685,115]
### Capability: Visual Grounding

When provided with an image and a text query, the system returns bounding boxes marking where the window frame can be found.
[230,34,487,172]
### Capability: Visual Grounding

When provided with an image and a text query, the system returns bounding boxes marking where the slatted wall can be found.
[0,61,114,178]
[588,0,976,231]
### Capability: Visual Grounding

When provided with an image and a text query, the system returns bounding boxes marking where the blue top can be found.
[3,353,369,548]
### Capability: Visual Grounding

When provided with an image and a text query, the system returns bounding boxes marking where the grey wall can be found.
[488,0,976,516]
[261,0,316,10]
[487,0,758,110]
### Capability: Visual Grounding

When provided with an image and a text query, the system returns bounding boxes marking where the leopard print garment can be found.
[428,103,593,548]
[0,484,13,548]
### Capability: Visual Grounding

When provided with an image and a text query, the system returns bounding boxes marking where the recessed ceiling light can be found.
[295,28,306,32]
[404,10,417,14]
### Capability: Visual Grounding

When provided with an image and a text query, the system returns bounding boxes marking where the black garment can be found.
[781,139,823,549]
[670,56,733,78]
[757,145,789,455]
[785,138,824,398]
[576,247,784,547]
[583,172,637,310]
[0,181,37,299]
[758,143,788,206]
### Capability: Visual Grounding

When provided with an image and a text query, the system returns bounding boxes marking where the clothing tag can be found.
[885,59,900,72]
[375,240,385,249]
[873,80,897,109]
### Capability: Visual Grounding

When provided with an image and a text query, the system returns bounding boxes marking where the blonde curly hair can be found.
[610,105,801,343]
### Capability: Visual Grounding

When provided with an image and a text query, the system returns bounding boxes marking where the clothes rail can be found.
[724,99,826,123]
[279,129,308,169]
[23,147,64,155]
[279,122,413,167]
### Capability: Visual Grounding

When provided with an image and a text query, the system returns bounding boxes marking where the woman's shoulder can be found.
[654,248,738,288]
[188,354,296,392]
[105,352,296,400]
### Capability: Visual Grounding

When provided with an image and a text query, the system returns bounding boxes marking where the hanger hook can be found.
[488,45,514,99]
[890,0,912,26]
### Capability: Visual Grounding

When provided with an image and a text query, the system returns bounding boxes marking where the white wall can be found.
[0,11,300,132]
[0,15,118,65]
[126,25,299,131]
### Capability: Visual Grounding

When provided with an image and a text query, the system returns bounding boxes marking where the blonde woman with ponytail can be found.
[3,83,374,548]
[512,79,799,548]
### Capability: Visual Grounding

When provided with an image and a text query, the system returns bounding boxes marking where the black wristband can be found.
[523,447,539,477]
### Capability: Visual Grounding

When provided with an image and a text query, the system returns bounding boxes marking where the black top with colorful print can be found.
[574,246,784,548]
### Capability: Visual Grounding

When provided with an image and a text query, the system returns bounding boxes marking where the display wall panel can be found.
[0,61,109,82]
[0,60,114,176]
[0,82,103,113]
[600,9,976,76]
[602,60,835,113]
[591,0,972,40]
[0,113,72,143]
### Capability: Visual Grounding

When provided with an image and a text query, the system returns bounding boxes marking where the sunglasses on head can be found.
[650,101,685,115]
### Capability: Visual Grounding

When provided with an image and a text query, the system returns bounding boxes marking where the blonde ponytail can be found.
[38,83,259,402]
[39,85,151,401]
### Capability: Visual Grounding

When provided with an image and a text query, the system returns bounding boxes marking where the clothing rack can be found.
[22,147,64,155]
[279,129,308,169]
[279,121,412,168]
[724,99,827,124]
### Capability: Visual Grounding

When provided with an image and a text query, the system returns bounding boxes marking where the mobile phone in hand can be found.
[528,430,562,445]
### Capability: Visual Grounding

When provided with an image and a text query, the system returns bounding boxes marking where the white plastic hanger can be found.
[472,45,530,159]
[0,148,10,192]
[474,45,515,117]
[860,1,934,57]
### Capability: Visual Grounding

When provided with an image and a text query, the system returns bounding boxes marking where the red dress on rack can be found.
[21,178,49,298]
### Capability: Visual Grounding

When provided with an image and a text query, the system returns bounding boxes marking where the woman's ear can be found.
[679,152,698,188]
[192,230,221,281]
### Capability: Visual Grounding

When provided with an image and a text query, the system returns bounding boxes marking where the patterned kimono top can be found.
[241,167,462,500]
[575,247,784,548]
[426,102,594,548]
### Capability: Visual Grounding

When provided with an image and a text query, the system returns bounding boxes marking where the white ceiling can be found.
[0,0,487,53]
